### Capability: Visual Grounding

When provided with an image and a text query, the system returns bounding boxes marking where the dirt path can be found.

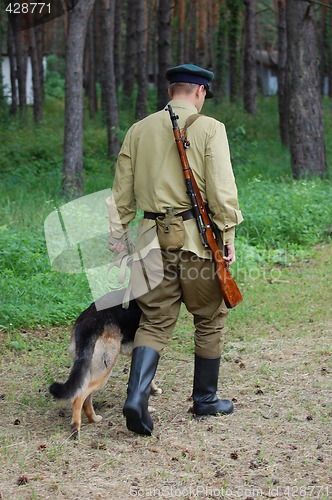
[0,322,330,499]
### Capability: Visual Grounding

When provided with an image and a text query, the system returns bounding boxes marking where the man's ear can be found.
[195,85,204,97]
[168,87,172,99]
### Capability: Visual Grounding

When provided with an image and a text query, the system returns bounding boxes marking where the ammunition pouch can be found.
[156,209,185,251]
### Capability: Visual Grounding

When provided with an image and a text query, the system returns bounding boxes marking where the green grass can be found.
[0,85,331,330]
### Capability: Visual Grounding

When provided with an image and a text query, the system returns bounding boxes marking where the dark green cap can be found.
[166,64,214,98]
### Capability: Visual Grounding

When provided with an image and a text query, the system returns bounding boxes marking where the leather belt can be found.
[144,208,195,221]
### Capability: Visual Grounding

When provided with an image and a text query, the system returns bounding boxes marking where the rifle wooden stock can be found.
[166,104,243,309]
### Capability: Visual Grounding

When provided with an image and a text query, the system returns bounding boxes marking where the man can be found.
[109,64,243,436]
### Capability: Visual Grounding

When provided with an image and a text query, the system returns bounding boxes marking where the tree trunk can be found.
[86,14,97,118]
[36,25,45,100]
[7,21,17,115]
[157,0,172,110]
[114,0,123,89]
[286,0,327,178]
[13,18,27,121]
[186,0,197,63]
[123,0,137,98]
[135,0,148,120]
[227,0,240,102]
[243,0,257,114]
[62,0,96,199]
[0,9,4,100]
[277,0,289,146]
[93,1,101,108]
[207,0,215,68]
[148,0,158,88]
[329,0,332,97]
[320,0,328,96]
[178,0,185,64]
[197,0,208,67]
[28,26,43,123]
[100,0,120,157]
[214,0,227,102]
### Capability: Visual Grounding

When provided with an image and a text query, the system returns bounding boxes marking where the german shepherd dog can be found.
[49,289,161,438]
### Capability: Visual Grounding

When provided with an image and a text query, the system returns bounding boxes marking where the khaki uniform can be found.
[110,99,243,357]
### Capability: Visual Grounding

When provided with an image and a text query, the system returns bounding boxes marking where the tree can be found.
[123,0,137,98]
[320,0,328,95]
[277,0,289,146]
[114,0,123,89]
[329,0,332,98]
[12,17,27,121]
[135,0,148,120]
[178,0,186,64]
[7,21,18,115]
[214,0,227,102]
[157,0,172,110]
[28,25,43,122]
[243,0,257,114]
[85,13,97,118]
[197,0,208,68]
[0,8,4,100]
[286,0,327,178]
[62,0,96,199]
[227,0,240,102]
[36,26,45,100]
[186,0,197,63]
[100,0,120,157]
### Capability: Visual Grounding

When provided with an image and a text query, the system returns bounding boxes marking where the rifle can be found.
[166,104,243,309]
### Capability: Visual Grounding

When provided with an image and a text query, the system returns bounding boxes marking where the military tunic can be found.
[111,99,243,257]
[109,99,243,357]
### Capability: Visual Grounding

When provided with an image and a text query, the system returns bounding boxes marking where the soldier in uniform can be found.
[108,64,243,436]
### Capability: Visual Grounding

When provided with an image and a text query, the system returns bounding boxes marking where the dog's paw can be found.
[92,415,103,423]
[151,387,162,396]
[70,423,80,440]
[150,380,162,395]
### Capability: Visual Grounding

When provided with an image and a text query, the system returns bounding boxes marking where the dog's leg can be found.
[83,393,102,423]
[71,395,85,439]
[150,379,162,395]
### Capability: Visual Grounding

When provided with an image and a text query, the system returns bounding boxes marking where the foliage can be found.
[0,225,92,329]
[0,93,330,330]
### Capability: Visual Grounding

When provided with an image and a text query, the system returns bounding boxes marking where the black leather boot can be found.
[123,346,160,436]
[193,354,234,417]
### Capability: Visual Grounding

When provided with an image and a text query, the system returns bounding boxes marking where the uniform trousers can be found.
[131,249,228,358]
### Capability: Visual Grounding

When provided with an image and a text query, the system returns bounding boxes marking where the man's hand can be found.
[110,242,126,253]
[223,243,236,266]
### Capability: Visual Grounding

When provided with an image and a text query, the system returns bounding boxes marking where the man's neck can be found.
[172,94,199,111]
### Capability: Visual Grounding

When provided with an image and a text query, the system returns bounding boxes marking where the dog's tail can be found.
[49,356,91,400]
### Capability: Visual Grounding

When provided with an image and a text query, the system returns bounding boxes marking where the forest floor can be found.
[0,246,331,500]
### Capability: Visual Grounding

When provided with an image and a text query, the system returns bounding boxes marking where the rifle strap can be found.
[182,113,227,251]
[181,114,202,144]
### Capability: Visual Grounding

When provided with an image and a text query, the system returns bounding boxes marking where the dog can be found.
[49,289,161,438]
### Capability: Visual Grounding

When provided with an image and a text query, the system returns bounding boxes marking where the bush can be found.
[45,70,65,99]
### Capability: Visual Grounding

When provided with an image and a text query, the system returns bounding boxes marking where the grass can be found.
[0,80,331,330]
